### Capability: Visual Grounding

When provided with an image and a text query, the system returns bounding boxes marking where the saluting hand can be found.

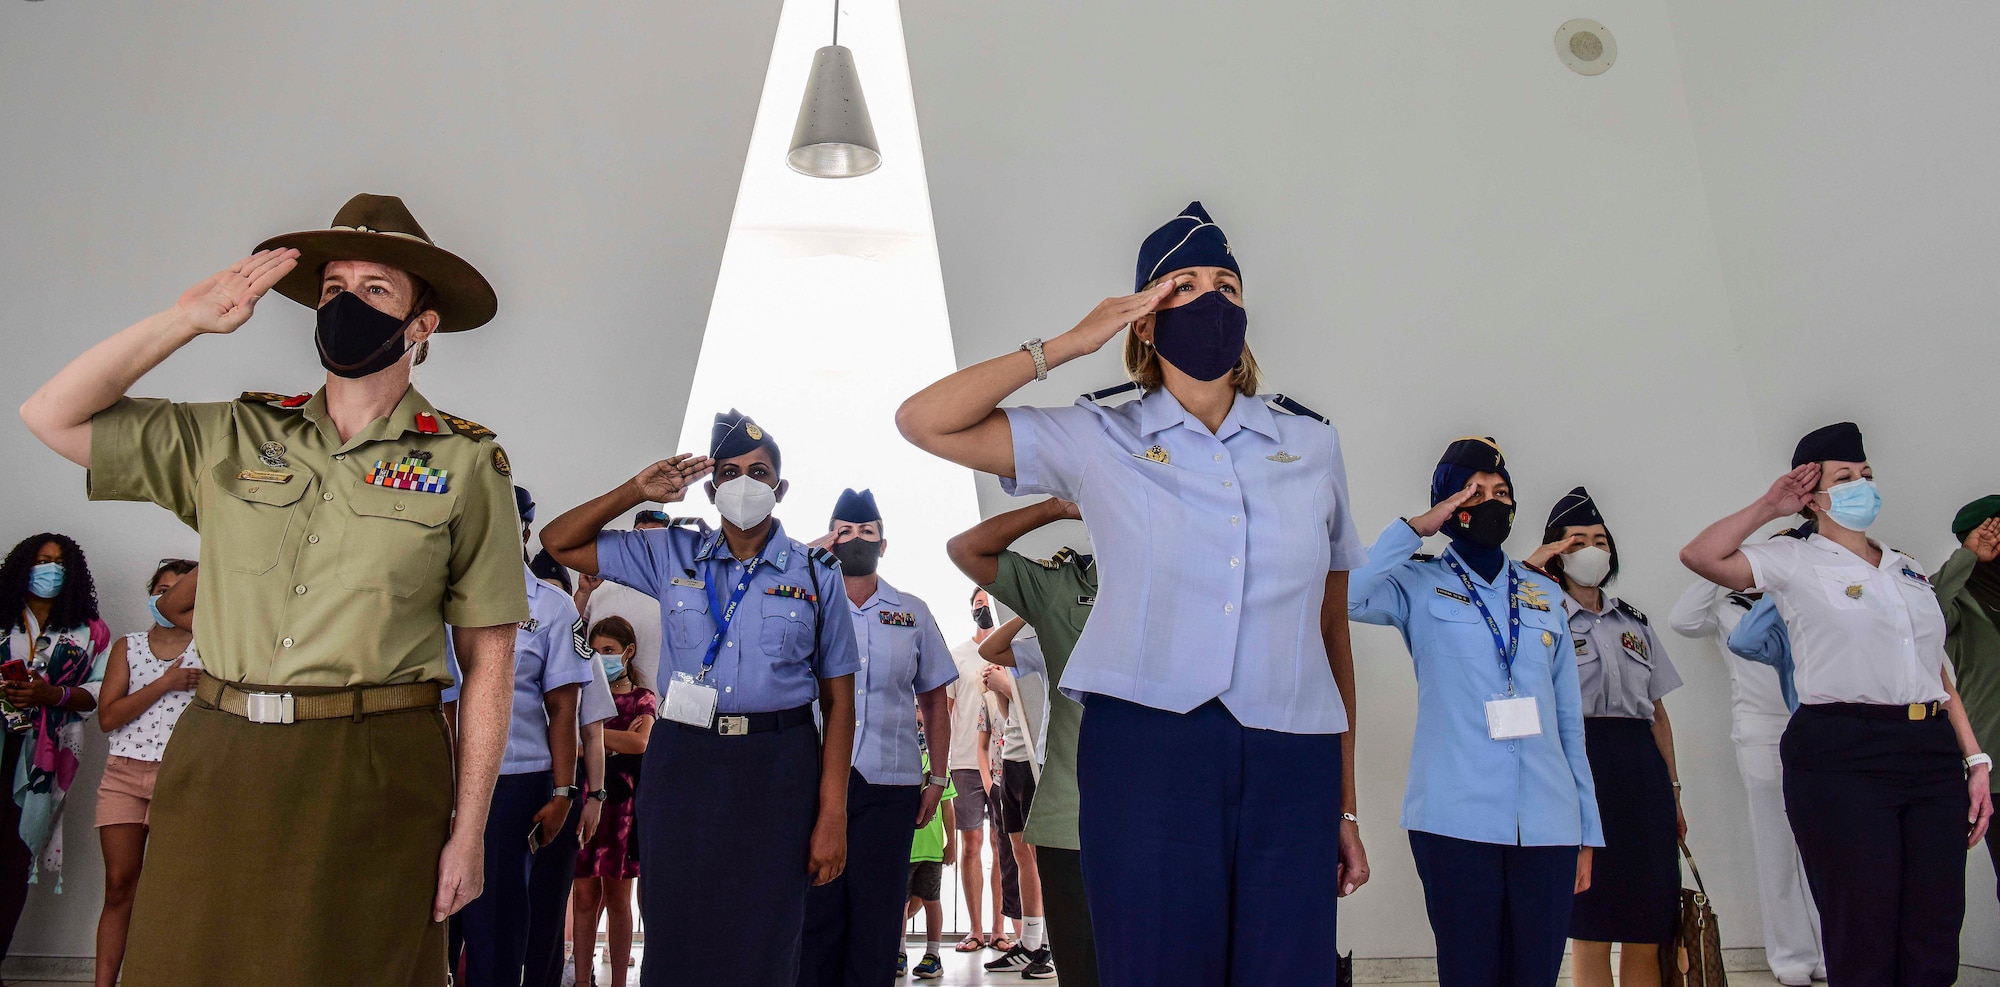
[1408,480,1479,538]
[633,454,714,505]
[1965,518,2000,564]
[1526,533,1587,570]
[1061,278,1178,354]
[174,249,300,335]
[1760,463,1820,518]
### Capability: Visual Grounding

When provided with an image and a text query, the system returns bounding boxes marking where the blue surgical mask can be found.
[599,654,627,682]
[1822,478,1882,532]
[147,594,175,629]
[28,563,65,600]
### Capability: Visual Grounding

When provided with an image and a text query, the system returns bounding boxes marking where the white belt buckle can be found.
[716,715,749,737]
[244,692,296,725]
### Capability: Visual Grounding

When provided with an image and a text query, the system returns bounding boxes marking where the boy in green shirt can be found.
[902,747,956,978]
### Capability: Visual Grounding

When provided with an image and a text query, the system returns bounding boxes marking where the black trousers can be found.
[991,782,1021,920]
[523,762,586,987]
[798,769,922,986]
[0,732,30,966]
[638,714,821,987]
[1782,705,1967,986]
[460,770,553,987]
[1034,846,1099,987]
[1407,830,1576,987]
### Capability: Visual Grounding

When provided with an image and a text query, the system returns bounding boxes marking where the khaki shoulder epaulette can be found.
[435,411,496,440]
[239,391,311,411]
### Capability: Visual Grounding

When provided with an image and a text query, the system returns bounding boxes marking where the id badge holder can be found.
[1485,693,1542,741]
[664,671,719,728]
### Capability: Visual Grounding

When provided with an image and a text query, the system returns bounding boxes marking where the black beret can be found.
[710,409,780,469]
[831,488,881,526]
[1791,422,1866,468]
[1547,486,1605,529]
[1136,201,1240,291]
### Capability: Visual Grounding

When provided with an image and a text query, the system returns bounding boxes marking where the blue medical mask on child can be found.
[1821,478,1882,532]
[599,653,627,681]
[28,563,65,600]
[147,594,175,629]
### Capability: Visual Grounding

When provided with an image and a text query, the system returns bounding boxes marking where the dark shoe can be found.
[913,953,945,979]
[896,952,908,977]
[984,944,1032,972]
[1021,947,1056,979]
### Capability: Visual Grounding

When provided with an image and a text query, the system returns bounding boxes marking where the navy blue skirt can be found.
[1570,716,1679,944]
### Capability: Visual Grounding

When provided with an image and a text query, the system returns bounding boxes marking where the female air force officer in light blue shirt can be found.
[899,202,1369,987]
[1348,437,1602,987]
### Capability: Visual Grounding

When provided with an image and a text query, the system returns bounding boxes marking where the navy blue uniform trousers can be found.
[638,713,821,987]
[1077,695,1343,987]
[1407,831,1576,987]
[523,764,586,987]
[797,769,923,987]
[460,769,552,987]
[1782,705,1966,986]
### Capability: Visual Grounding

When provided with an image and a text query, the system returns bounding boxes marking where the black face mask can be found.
[1447,498,1515,548]
[316,290,419,379]
[972,605,994,630]
[830,538,882,577]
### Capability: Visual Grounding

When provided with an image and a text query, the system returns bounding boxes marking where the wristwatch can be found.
[1967,753,1993,771]
[928,774,951,789]
[551,785,580,800]
[586,789,609,802]
[1339,812,1359,826]
[1020,338,1048,381]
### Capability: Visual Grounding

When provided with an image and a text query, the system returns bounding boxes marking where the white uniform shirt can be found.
[1739,533,1948,706]
[947,638,989,772]
[1003,388,1368,734]
[1668,581,1791,745]
[582,579,665,694]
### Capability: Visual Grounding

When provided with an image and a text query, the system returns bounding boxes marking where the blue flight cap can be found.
[710,409,781,472]
[830,488,881,527]
[514,485,536,522]
[1547,486,1605,529]
[1136,201,1241,291]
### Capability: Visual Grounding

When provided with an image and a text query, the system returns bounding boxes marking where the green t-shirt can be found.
[910,752,957,862]
[983,548,1096,850]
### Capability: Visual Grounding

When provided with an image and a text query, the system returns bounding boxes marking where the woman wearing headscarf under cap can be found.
[1348,438,1599,987]
[1937,494,2000,902]
[1682,422,1992,984]
[899,202,1369,985]
[1524,487,1682,987]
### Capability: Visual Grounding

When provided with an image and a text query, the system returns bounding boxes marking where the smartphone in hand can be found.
[0,660,28,683]
[527,822,544,853]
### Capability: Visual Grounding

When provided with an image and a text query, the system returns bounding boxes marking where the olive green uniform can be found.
[87,385,528,987]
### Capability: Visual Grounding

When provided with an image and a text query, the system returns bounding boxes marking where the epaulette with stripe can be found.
[808,546,840,569]
[239,391,311,411]
[1265,393,1330,425]
[1410,552,1438,562]
[1083,381,1140,403]
[1614,599,1651,626]
[435,412,496,440]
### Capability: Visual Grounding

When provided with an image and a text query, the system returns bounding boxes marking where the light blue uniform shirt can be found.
[1348,520,1604,847]
[596,520,861,714]
[442,565,595,775]
[844,577,958,787]
[1003,388,1368,734]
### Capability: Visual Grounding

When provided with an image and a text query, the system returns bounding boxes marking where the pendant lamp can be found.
[786,0,881,178]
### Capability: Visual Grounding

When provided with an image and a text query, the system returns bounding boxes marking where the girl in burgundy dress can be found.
[573,617,656,987]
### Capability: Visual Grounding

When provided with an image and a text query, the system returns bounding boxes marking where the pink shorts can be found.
[95,755,161,828]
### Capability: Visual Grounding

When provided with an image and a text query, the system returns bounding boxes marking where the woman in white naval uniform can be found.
[1668,577,1823,985]
[897,201,1369,987]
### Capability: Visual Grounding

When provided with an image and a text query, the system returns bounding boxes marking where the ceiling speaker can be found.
[1555,18,1616,75]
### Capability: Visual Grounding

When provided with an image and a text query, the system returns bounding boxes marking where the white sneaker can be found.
[560,965,578,987]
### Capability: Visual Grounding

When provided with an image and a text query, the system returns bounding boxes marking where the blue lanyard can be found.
[1441,553,1522,694]
[699,556,765,681]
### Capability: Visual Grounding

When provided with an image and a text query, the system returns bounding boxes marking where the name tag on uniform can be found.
[1486,695,1542,740]
[663,671,719,728]
[236,469,293,483]
[670,576,705,589]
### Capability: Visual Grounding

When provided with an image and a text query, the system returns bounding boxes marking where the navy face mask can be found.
[1149,290,1247,382]
[316,290,417,379]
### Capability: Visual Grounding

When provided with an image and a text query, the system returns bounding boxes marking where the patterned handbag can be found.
[1660,840,1729,986]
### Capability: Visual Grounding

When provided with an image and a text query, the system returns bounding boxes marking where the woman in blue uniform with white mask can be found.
[898,202,1370,987]
[1682,421,1992,985]
[1348,438,1600,987]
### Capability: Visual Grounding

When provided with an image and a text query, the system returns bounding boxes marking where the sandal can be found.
[992,935,1019,952]
[955,933,987,953]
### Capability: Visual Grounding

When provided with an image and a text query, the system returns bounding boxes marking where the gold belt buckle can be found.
[1909,703,1928,721]
[716,715,749,737]
[244,692,296,725]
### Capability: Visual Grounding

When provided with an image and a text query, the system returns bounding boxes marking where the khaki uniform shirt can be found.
[86,386,528,687]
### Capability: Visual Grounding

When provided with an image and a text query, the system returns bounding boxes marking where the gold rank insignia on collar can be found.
[1267,451,1301,463]
[1140,445,1171,464]
[878,611,916,626]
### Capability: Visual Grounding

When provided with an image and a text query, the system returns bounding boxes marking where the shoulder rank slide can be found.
[766,585,817,602]
[808,546,839,568]
[1084,380,1141,404]
[366,457,451,493]
[1613,599,1651,625]
[1265,394,1330,425]
[435,412,495,440]
[240,391,312,411]
[878,610,917,626]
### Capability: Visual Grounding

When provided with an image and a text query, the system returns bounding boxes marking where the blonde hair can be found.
[1123,328,1261,395]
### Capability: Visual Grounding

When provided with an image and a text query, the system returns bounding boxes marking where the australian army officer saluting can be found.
[18,194,529,987]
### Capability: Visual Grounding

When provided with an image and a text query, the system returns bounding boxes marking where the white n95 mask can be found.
[714,475,778,530]
[1563,546,1613,588]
